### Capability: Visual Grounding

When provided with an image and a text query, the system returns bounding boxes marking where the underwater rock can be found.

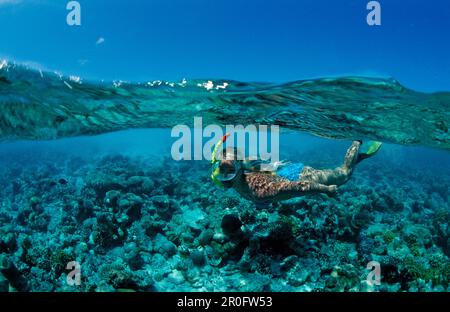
[221,196,242,209]
[280,255,299,272]
[124,176,155,195]
[167,269,185,285]
[182,207,206,231]
[380,263,405,286]
[29,196,41,209]
[196,193,214,210]
[141,216,165,237]
[221,238,249,263]
[180,231,195,245]
[154,234,177,257]
[287,265,309,287]
[358,237,376,264]
[214,214,249,263]
[88,174,125,198]
[0,273,8,292]
[73,199,95,223]
[285,257,321,287]
[127,251,145,271]
[238,274,271,292]
[0,233,17,253]
[173,255,191,272]
[91,213,126,248]
[151,195,180,221]
[0,255,29,292]
[21,237,51,272]
[240,208,257,224]
[237,248,253,272]
[256,220,294,255]
[95,281,116,292]
[50,250,75,279]
[104,190,121,208]
[190,248,206,267]
[119,193,144,211]
[379,192,404,212]
[0,212,13,224]
[351,209,372,231]
[198,229,214,246]
[325,264,360,292]
[17,207,50,232]
[221,214,243,237]
[99,260,139,290]
[411,200,425,213]
[117,193,144,224]
[11,181,21,196]
[212,232,226,244]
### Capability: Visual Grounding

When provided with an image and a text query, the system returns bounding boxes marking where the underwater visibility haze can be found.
[0,0,449,293]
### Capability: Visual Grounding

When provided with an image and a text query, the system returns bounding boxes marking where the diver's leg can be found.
[300,166,349,186]
[342,140,362,171]
[300,141,361,186]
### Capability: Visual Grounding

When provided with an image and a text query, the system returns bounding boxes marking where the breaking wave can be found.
[0,61,449,150]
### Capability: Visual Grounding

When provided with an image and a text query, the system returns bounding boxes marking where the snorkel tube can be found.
[211,132,230,188]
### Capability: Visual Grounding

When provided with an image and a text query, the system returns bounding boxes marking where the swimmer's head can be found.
[212,147,244,188]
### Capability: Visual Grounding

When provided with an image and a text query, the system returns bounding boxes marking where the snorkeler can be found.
[211,133,382,203]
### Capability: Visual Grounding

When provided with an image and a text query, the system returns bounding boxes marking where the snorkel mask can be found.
[211,133,242,188]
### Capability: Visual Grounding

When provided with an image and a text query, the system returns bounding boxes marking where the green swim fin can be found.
[357,141,382,163]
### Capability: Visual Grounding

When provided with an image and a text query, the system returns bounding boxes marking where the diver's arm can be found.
[244,173,336,201]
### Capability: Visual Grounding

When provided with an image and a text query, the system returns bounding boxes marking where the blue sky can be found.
[0,0,449,92]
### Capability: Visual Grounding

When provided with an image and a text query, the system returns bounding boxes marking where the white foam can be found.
[0,59,8,70]
[63,81,73,89]
[197,80,214,91]
[215,82,229,90]
[69,75,82,84]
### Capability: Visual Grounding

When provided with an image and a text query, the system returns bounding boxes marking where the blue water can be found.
[0,0,449,292]
[1,0,450,91]
[0,130,449,291]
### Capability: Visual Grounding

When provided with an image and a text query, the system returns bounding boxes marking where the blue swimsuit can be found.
[276,162,305,181]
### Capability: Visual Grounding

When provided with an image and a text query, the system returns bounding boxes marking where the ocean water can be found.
[0,63,449,292]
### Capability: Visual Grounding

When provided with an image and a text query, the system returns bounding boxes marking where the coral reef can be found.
[0,144,449,292]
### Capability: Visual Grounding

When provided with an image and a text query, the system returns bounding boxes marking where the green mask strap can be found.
[211,132,230,188]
